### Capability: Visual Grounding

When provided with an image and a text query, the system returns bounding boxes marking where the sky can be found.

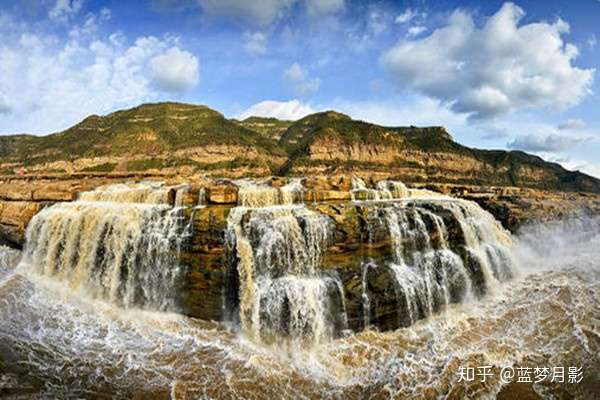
[0,0,599,177]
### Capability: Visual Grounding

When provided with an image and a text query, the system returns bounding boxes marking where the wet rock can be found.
[206,183,238,204]
[179,205,232,320]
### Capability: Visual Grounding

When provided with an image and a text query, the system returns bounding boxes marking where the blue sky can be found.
[0,0,599,177]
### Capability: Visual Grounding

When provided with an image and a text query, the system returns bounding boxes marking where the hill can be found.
[0,102,284,175]
[0,102,599,194]
[276,111,600,193]
[234,116,293,140]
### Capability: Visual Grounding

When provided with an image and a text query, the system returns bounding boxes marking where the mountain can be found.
[1,102,599,194]
[0,102,284,175]
[234,116,293,141]
[276,111,600,193]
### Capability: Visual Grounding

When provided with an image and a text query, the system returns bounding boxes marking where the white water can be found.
[79,182,173,204]
[19,183,191,312]
[359,199,514,329]
[1,215,598,398]
[226,204,342,345]
[351,177,410,201]
[235,179,304,207]
[1,178,598,398]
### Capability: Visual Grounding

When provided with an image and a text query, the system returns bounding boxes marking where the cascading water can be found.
[19,182,191,312]
[78,181,172,204]
[1,177,598,398]
[236,178,304,207]
[197,187,207,207]
[361,197,515,329]
[351,177,410,201]
[226,204,346,345]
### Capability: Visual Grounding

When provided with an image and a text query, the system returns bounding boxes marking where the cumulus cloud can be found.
[395,8,416,24]
[49,0,83,22]
[557,118,585,130]
[282,62,320,96]
[150,47,199,92]
[243,31,268,54]
[381,2,595,120]
[542,155,600,179]
[330,96,466,128]
[238,99,317,120]
[406,25,426,37]
[0,10,200,134]
[508,133,590,152]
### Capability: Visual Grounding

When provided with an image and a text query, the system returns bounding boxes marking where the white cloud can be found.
[508,133,590,152]
[283,62,304,81]
[150,47,199,92]
[381,2,595,120]
[578,162,600,179]
[49,0,83,22]
[306,0,344,18]
[330,96,466,128]
[0,10,200,134]
[238,99,317,120]
[282,62,320,96]
[406,25,426,37]
[557,118,585,131]
[395,8,416,24]
[542,155,600,179]
[243,31,268,54]
[367,8,387,36]
[198,0,295,27]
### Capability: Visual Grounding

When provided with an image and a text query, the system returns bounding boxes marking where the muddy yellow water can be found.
[1,217,599,399]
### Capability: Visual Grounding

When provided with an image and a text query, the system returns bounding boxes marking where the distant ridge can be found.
[0,101,598,194]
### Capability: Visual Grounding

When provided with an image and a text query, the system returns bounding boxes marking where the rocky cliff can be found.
[1,102,600,249]
[1,102,599,194]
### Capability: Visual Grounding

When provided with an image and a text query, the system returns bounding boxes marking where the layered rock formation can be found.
[2,102,600,336]
[2,174,599,249]
[1,102,599,194]
[15,179,519,341]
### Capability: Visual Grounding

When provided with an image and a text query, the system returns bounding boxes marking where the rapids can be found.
[0,181,598,399]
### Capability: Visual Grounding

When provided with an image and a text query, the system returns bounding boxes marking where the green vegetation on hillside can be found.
[0,102,283,167]
[235,116,293,140]
[1,102,599,194]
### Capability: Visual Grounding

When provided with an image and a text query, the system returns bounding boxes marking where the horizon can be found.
[0,0,599,177]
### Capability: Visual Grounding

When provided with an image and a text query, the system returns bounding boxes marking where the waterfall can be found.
[20,182,190,312]
[78,182,172,204]
[18,176,517,345]
[350,176,379,201]
[226,179,517,340]
[280,178,304,205]
[351,177,410,201]
[376,180,409,199]
[226,204,346,345]
[362,199,515,328]
[197,187,207,207]
[236,179,304,207]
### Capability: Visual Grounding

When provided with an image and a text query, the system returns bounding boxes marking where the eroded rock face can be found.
[2,176,599,333]
[0,201,43,247]
[180,205,232,320]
